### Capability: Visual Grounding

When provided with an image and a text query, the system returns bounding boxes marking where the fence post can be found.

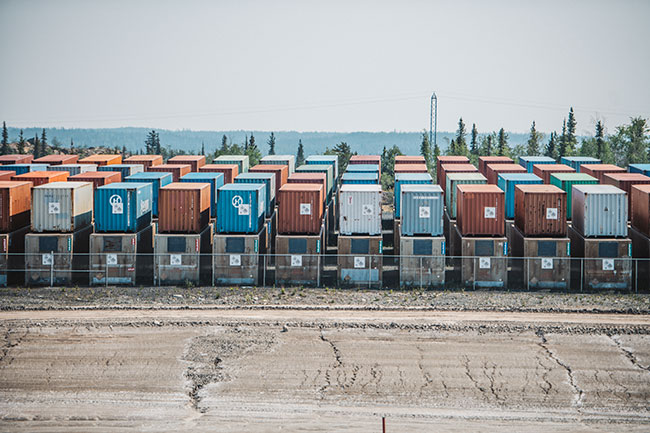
[526,258,529,291]
[367,254,371,289]
[105,253,108,288]
[580,258,583,292]
[473,256,476,290]
[262,253,266,287]
[317,253,321,287]
[50,251,54,287]
[419,256,422,290]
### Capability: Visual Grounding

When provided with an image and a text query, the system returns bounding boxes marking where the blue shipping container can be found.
[394,173,433,218]
[235,172,275,217]
[518,156,556,173]
[346,164,380,174]
[124,171,172,217]
[0,164,49,175]
[216,183,266,234]
[560,156,601,172]
[497,173,543,219]
[98,164,144,179]
[629,164,650,176]
[94,182,153,233]
[400,184,444,236]
[341,172,379,185]
[180,172,225,218]
[306,155,339,181]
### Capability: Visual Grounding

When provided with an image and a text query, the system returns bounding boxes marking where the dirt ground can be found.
[1,308,649,432]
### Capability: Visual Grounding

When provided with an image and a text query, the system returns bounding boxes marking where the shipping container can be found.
[146,163,191,182]
[445,172,488,219]
[31,181,93,232]
[213,227,266,285]
[629,227,650,290]
[337,235,383,288]
[295,164,335,201]
[394,163,429,174]
[580,164,626,182]
[250,164,289,201]
[572,184,627,238]
[261,155,296,174]
[341,172,378,185]
[0,154,33,165]
[394,173,433,218]
[213,155,250,173]
[180,171,225,218]
[439,163,478,194]
[0,181,32,232]
[124,171,172,217]
[514,184,567,237]
[602,172,650,213]
[33,154,79,165]
[456,184,505,236]
[400,184,444,236]
[497,173,543,219]
[0,225,29,286]
[560,156,601,172]
[158,183,211,234]
[346,164,380,174]
[549,172,598,219]
[398,235,445,288]
[306,155,339,182]
[395,155,426,165]
[339,184,382,235]
[631,184,650,236]
[98,164,144,179]
[12,171,68,186]
[216,183,266,234]
[168,155,206,172]
[275,227,324,286]
[154,224,213,285]
[457,232,508,288]
[478,156,514,175]
[69,171,121,188]
[485,163,526,185]
[277,183,324,234]
[533,163,575,184]
[236,172,277,215]
[519,156,556,173]
[629,163,650,176]
[0,171,15,181]
[123,154,163,169]
[0,164,49,175]
[436,156,469,180]
[78,154,122,166]
[200,163,239,184]
[48,163,97,176]
[94,182,153,233]
[349,155,381,168]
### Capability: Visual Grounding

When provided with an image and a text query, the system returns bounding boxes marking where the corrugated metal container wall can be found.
[0,164,49,175]
[346,164,380,174]
[0,171,15,181]
[69,171,121,188]
[394,163,429,174]
[436,156,469,186]
[216,183,266,234]
[497,173,543,219]
[338,184,382,235]
[287,172,326,205]
[0,155,33,165]
[629,164,650,176]
[478,156,514,175]
[349,155,381,166]
[439,163,478,194]
[199,164,239,184]
[560,156,601,172]
[445,172,487,219]
[98,164,144,179]
[158,183,211,234]
[341,172,378,185]
[250,164,289,201]
[123,155,163,169]
[549,172,598,219]
[394,173,433,218]
[306,155,339,182]
[631,184,650,236]
[146,164,191,182]
[12,171,68,186]
[31,182,93,232]
[572,185,628,237]
[214,155,250,173]
[48,164,97,176]
[277,183,324,234]
[261,155,296,174]
[533,164,575,184]
[395,155,426,165]
[94,182,153,233]
[514,185,567,237]
[580,164,626,182]
[124,171,172,217]
[180,172,225,218]
[168,155,206,172]
[456,184,505,236]
[518,156,556,173]
[602,172,650,213]
[33,154,79,165]
[294,164,334,200]
[0,181,32,232]
[78,154,122,166]
[400,184,444,236]
[485,163,526,185]
[235,172,277,215]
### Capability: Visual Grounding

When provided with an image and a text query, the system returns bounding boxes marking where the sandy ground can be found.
[0,308,649,432]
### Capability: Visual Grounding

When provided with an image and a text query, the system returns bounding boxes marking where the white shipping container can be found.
[572,184,628,237]
[31,182,94,232]
[339,184,382,235]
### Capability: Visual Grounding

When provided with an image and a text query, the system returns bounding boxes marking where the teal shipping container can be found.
[124,171,172,217]
[629,164,650,176]
[498,173,543,219]
[346,164,380,174]
[394,173,433,218]
[0,164,49,175]
[306,155,339,183]
[180,172,225,218]
[550,172,598,219]
[519,156,555,173]
[341,172,378,185]
[400,184,444,236]
[235,172,276,216]
[295,164,334,202]
[98,164,144,179]
[94,182,152,233]
[445,172,487,219]
[560,156,601,172]
[216,183,266,234]
[214,155,250,173]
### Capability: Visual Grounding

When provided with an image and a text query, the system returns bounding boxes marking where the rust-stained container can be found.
[0,171,15,181]
[394,163,429,174]
[12,171,69,186]
[124,154,163,169]
[456,184,505,236]
[249,164,288,200]
[478,156,513,175]
[275,226,324,287]
[631,184,650,236]
[337,235,383,288]
[288,172,327,204]
[580,164,626,182]
[158,183,210,234]
[168,155,206,172]
[69,171,121,188]
[514,184,567,237]
[602,172,650,213]
[533,163,575,184]
[147,164,191,182]
[436,156,469,185]
[200,163,239,184]
[277,183,324,235]
[154,224,213,285]
[395,155,425,165]
[33,154,79,165]
[0,154,33,165]
[78,154,122,166]
[485,163,526,185]
[439,163,478,194]
[0,181,32,232]
[213,227,266,285]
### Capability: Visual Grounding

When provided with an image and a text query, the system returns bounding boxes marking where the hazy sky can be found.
[1,0,649,134]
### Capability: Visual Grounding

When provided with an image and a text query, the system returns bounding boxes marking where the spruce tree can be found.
[420,131,433,170]
[70,138,74,153]
[33,135,41,159]
[155,131,161,154]
[1,122,8,155]
[470,123,478,157]
[526,121,542,156]
[455,117,468,156]
[267,132,276,155]
[244,135,249,151]
[296,139,305,165]
[245,135,262,165]
[625,117,650,164]
[565,107,577,156]
[432,140,440,177]
[122,145,127,157]
[41,129,47,155]
[448,139,456,156]
[545,132,558,160]
[595,121,605,160]
[201,141,205,156]
[497,128,508,156]
[558,119,568,157]
[249,133,255,152]
[145,130,156,154]
[221,134,228,152]
[17,129,26,154]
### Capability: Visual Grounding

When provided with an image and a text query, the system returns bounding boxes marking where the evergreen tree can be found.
[33,135,41,159]
[447,139,456,156]
[565,107,577,156]
[122,145,127,158]
[249,133,255,152]
[296,139,305,165]
[470,123,479,158]
[455,117,468,156]
[526,121,542,156]
[221,134,228,152]
[558,119,568,157]
[155,131,161,154]
[70,137,74,153]
[432,140,440,178]
[625,117,650,164]
[545,132,558,160]
[480,134,494,156]
[17,129,26,154]
[40,129,47,155]
[326,141,352,173]
[420,130,433,171]
[595,120,605,160]
[1,122,8,155]
[245,135,262,166]
[201,141,205,156]
[267,132,276,155]
[145,130,156,154]
[496,128,509,156]
[244,134,249,151]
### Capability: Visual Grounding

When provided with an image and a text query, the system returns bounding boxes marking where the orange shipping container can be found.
[33,154,79,165]
[439,163,478,193]
[124,155,163,169]
[456,184,505,236]
[168,155,206,172]
[12,171,69,186]
[287,173,327,204]
[394,163,429,174]
[78,154,122,166]
[533,164,575,184]
[0,181,32,232]
[0,171,16,181]
[436,156,469,186]
[580,164,626,182]
[200,164,239,184]
[277,183,324,234]
[603,172,650,213]
[514,184,567,237]
[478,156,514,176]
[395,155,425,164]
[69,171,121,188]
[0,155,33,165]
[485,163,526,185]
[631,184,650,236]
[147,164,191,182]
[158,183,210,234]
[249,164,288,200]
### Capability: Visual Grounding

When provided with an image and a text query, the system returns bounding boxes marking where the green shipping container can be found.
[550,172,598,219]
[445,172,487,219]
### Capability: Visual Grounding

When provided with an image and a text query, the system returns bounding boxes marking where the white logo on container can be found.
[602,259,614,271]
[484,207,496,219]
[546,208,558,220]
[541,258,553,269]
[230,254,241,266]
[170,254,182,265]
[107,254,118,265]
[232,195,250,215]
[110,194,123,214]
[291,255,302,267]
[48,202,60,214]
[419,206,430,218]
[479,257,491,269]
[354,257,366,268]
[300,203,311,215]
[42,253,53,265]
[362,205,373,216]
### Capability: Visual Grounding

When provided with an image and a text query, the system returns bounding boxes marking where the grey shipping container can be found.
[572,184,628,238]
[400,184,444,236]
[338,184,382,235]
[31,182,94,233]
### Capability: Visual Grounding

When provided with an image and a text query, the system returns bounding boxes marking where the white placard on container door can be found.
[362,205,373,216]
[229,255,241,266]
[106,254,118,265]
[48,202,60,214]
[170,254,182,265]
[419,206,430,218]
[602,259,614,271]
[291,255,302,267]
[299,204,311,215]
[484,207,496,219]
[110,195,123,214]
[354,256,366,268]
[42,253,53,265]
[479,257,491,269]
[546,208,558,220]
[238,204,250,216]
[541,258,553,269]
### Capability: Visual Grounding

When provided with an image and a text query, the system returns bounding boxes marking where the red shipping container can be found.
[439,163,478,193]
[288,173,327,204]
[478,156,514,176]
[124,155,163,169]
[168,155,206,172]
[394,163,429,174]
[456,184,505,236]
[514,184,567,237]
[158,183,210,234]
[147,164,191,182]
[0,171,16,181]
[200,164,239,184]
[436,156,469,186]
[12,171,69,186]
[69,171,121,188]
[349,155,381,166]
[0,181,32,232]
[0,155,33,165]
[533,164,575,184]
[395,155,425,164]
[250,164,288,200]
[603,172,650,213]
[78,154,122,166]
[631,184,650,236]
[33,154,79,165]
[277,183,324,235]
[580,164,626,182]
[485,163,526,185]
